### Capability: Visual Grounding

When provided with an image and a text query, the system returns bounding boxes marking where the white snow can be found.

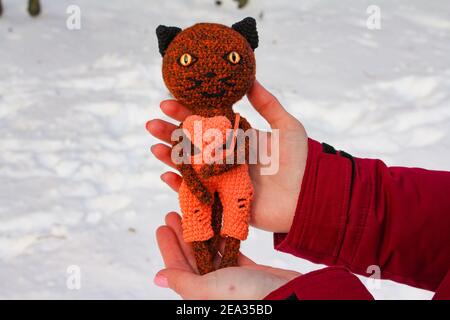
[1,0,448,299]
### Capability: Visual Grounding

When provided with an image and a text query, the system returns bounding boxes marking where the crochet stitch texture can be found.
[180,115,253,242]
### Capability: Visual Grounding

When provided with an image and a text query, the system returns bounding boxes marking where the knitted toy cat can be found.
[156,17,258,274]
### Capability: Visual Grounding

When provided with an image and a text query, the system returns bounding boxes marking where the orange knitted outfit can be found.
[179,115,253,242]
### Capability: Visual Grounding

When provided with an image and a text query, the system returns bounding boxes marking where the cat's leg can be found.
[28,0,40,17]
[179,181,215,274]
[217,165,253,268]
[219,237,240,268]
[0,0,3,17]
[192,241,214,275]
[207,192,222,258]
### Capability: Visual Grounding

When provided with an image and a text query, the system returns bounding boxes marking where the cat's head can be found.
[156,17,258,111]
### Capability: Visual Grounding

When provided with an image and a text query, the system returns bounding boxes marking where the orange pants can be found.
[179,164,253,242]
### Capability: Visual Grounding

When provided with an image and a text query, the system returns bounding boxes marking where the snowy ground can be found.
[1,0,449,299]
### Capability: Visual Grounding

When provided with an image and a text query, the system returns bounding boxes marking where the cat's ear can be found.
[232,17,258,50]
[156,25,182,56]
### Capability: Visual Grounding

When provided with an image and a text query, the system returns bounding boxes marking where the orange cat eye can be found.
[179,53,194,66]
[227,51,241,64]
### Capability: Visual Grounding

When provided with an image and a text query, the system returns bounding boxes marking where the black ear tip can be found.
[232,16,257,29]
[156,25,182,57]
[232,17,259,50]
[156,25,167,35]
[243,17,256,25]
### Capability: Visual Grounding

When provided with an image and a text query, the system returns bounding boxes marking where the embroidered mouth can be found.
[186,76,232,98]
[219,76,235,87]
[200,90,226,98]
[186,77,203,91]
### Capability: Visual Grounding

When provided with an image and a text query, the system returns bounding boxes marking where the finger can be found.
[247,80,297,129]
[155,268,207,299]
[156,226,193,272]
[160,100,192,122]
[161,172,182,192]
[146,119,178,144]
[165,212,198,272]
[151,143,177,169]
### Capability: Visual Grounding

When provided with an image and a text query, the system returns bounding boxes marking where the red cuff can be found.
[274,138,353,265]
[264,267,373,300]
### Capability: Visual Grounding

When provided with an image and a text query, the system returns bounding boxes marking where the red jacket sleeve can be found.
[273,138,450,297]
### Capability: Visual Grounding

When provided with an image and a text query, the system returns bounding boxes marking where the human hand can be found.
[154,212,301,299]
[147,80,308,233]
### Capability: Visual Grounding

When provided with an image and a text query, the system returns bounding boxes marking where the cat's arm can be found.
[200,116,252,178]
[239,116,252,164]
[173,124,213,205]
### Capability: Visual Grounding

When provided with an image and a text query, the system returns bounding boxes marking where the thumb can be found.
[155,268,212,299]
[247,80,299,129]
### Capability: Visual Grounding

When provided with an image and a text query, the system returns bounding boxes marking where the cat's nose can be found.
[204,72,216,78]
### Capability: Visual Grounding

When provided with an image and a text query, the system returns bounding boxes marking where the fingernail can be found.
[154,275,169,288]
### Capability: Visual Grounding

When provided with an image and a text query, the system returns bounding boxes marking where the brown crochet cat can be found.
[156,17,258,274]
